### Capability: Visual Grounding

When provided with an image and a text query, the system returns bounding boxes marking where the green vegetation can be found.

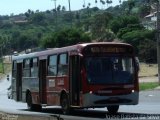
[0,62,3,73]
[0,0,157,63]
[0,62,11,74]
[40,28,91,48]
[140,82,159,91]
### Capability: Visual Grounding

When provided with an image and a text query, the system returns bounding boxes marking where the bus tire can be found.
[60,93,70,114]
[26,92,42,111]
[107,105,119,114]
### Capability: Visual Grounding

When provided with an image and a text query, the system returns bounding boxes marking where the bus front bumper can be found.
[82,92,139,108]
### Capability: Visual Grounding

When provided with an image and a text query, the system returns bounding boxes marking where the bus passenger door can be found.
[69,55,81,106]
[39,60,47,104]
[16,63,22,101]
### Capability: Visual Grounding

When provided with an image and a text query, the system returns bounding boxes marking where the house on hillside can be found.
[143,11,157,30]
[10,15,28,24]
[143,4,157,30]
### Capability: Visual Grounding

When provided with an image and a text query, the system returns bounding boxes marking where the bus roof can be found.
[12,42,132,61]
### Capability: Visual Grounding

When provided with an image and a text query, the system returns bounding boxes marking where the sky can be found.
[0,0,123,16]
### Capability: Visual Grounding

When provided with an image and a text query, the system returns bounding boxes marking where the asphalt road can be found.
[41,90,160,119]
[0,76,160,119]
[1,90,159,120]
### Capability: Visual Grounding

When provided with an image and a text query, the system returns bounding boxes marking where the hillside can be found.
[0,0,157,63]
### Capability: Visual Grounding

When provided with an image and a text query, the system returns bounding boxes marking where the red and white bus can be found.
[11,42,139,114]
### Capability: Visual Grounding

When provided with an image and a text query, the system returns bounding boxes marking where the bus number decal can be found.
[49,79,55,88]
[57,79,64,86]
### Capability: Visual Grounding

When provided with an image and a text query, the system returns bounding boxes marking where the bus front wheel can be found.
[107,105,119,114]
[27,92,41,111]
[60,93,70,114]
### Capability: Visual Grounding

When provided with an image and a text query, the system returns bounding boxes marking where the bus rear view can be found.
[81,43,139,114]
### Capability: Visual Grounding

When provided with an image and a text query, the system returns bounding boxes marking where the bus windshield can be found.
[85,56,135,85]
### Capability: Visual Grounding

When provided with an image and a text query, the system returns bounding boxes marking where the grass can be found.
[140,82,159,91]
[0,62,3,73]
[0,62,10,74]
[0,57,12,74]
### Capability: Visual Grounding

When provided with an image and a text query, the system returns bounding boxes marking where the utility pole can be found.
[156,1,160,85]
[52,0,58,29]
[83,0,86,8]
[68,0,72,27]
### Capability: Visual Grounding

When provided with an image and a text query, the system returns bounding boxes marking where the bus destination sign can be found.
[90,47,127,53]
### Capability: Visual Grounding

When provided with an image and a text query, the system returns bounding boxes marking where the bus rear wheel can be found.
[27,92,41,111]
[60,93,70,114]
[107,105,119,114]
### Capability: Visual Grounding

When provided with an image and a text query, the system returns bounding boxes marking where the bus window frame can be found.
[23,59,31,77]
[48,54,58,76]
[30,57,39,77]
[12,60,17,70]
[12,61,17,79]
[57,53,68,76]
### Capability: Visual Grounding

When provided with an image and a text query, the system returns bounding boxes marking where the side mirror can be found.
[7,75,9,81]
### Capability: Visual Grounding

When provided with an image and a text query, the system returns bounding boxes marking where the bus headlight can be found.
[89,91,93,94]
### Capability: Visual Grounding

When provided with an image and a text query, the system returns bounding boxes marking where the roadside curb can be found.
[0,111,61,120]
[139,76,158,83]
[154,86,160,90]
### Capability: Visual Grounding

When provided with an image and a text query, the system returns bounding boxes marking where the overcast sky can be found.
[0,0,123,15]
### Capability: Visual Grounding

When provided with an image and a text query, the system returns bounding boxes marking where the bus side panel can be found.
[12,78,17,101]
[46,76,69,105]
[39,60,47,104]
[69,55,81,106]
[14,63,23,101]
[11,61,18,101]
[46,76,58,105]
[22,77,40,104]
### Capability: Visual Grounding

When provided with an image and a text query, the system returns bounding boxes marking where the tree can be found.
[75,12,81,26]
[139,4,151,17]
[90,12,113,39]
[117,24,144,38]
[87,3,91,17]
[35,10,40,13]
[57,5,61,12]
[109,15,140,34]
[127,0,135,14]
[95,0,98,7]
[106,0,112,8]
[40,28,91,48]
[139,38,157,63]
[31,13,46,25]
[83,0,86,8]
[121,29,156,59]
[46,10,51,14]
[100,0,106,9]
[62,6,66,11]
[119,0,122,4]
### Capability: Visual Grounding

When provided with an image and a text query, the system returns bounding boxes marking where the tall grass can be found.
[140,82,159,91]
[0,59,4,73]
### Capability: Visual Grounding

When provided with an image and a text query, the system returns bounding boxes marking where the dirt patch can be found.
[0,63,11,81]
[139,63,158,78]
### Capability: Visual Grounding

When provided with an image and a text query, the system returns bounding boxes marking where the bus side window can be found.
[23,59,30,77]
[31,58,38,77]
[58,53,68,76]
[12,61,17,79]
[48,55,57,76]
[13,61,17,70]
